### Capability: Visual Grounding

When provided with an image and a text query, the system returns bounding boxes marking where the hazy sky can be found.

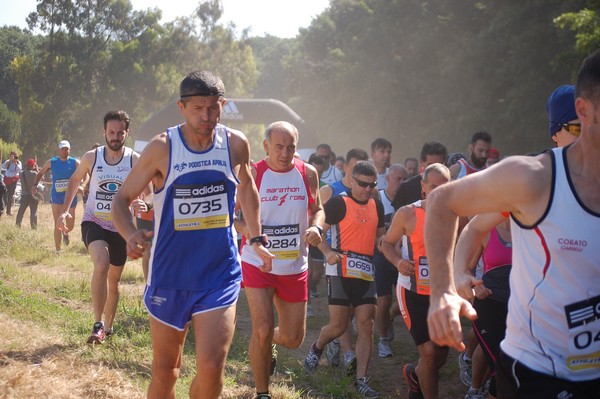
[0,0,330,38]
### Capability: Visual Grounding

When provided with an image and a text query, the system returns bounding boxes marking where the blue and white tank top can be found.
[148,124,241,290]
[51,156,78,204]
[502,147,600,381]
[83,146,134,231]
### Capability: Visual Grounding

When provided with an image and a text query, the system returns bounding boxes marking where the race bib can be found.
[416,256,430,295]
[54,178,69,193]
[565,295,600,372]
[94,192,114,220]
[173,181,229,231]
[263,224,300,260]
[93,180,121,221]
[341,250,374,281]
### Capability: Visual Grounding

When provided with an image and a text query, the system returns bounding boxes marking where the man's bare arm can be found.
[56,151,95,230]
[230,131,274,270]
[425,154,551,351]
[112,138,165,259]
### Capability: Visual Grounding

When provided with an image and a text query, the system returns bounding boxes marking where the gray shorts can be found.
[327,275,376,308]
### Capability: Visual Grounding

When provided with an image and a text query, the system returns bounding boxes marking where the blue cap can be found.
[547,85,577,136]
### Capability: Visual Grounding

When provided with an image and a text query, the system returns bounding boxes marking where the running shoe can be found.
[458,351,472,387]
[62,231,70,246]
[354,376,380,398]
[377,339,393,358]
[254,395,272,399]
[342,350,357,376]
[269,344,277,375]
[87,322,106,344]
[326,338,340,367]
[464,388,487,399]
[304,342,322,372]
[403,363,423,399]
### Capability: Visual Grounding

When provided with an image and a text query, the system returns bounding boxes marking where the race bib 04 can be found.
[93,181,121,220]
[263,224,301,260]
[173,181,229,231]
[564,295,600,372]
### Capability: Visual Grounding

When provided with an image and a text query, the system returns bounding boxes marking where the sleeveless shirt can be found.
[399,201,430,295]
[501,147,600,381]
[83,146,133,231]
[241,158,312,275]
[148,125,241,291]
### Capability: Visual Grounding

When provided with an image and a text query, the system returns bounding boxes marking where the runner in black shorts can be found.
[81,221,127,266]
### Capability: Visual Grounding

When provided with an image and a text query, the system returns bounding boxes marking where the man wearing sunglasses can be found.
[304,160,385,398]
[547,84,580,148]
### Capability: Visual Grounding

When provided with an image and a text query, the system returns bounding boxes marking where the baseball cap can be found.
[26,159,36,168]
[58,140,71,149]
[547,85,578,136]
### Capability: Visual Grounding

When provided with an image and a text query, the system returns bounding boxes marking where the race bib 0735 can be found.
[173,181,229,231]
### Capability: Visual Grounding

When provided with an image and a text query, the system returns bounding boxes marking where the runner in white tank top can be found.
[425,49,600,398]
[239,122,324,398]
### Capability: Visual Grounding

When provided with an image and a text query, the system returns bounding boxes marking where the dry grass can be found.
[0,314,144,398]
[0,202,468,398]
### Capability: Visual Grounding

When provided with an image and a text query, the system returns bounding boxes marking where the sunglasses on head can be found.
[560,123,581,137]
[353,177,377,189]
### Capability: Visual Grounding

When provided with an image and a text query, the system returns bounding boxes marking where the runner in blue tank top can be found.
[112,70,274,399]
[34,140,80,253]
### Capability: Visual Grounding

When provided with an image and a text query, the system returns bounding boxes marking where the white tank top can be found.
[501,147,600,381]
[241,158,311,275]
[83,146,134,231]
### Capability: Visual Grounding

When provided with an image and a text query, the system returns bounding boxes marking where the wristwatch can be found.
[249,234,268,246]
[312,225,324,237]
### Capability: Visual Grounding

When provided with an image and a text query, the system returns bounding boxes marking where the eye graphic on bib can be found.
[94,180,122,220]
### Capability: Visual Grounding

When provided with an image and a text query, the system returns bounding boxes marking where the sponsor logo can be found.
[263,224,300,237]
[150,295,167,306]
[174,162,188,172]
[266,186,300,194]
[556,390,574,399]
[175,182,226,198]
[117,166,129,172]
[278,193,288,206]
[174,159,228,172]
[222,101,243,120]
[565,295,600,329]
[98,180,121,193]
[558,237,588,252]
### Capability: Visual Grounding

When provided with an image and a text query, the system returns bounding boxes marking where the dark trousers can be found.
[16,194,38,229]
[0,185,5,214]
[5,181,17,215]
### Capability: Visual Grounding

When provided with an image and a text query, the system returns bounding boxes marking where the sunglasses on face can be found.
[353,177,377,189]
[560,123,581,137]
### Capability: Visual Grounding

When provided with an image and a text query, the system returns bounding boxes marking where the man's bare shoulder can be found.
[488,152,551,184]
